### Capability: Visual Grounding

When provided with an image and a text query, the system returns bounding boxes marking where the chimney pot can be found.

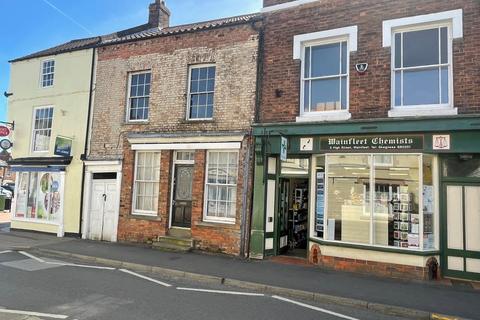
[148,0,170,29]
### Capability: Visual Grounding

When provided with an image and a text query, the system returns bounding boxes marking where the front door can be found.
[443,183,480,281]
[172,165,193,228]
[89,180,118,241]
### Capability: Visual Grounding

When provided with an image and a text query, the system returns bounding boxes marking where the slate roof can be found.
[10,13,261,63]
[101,13,261,45]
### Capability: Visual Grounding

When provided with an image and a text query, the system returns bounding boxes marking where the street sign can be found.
[0,126,10,137]
[280,136,288,162]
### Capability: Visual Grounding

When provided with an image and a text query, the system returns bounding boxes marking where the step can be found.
[168,227,191,239]
[152,236,194,252]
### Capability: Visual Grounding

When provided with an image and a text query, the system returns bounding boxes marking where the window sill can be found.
[201,219,236,226]
[388,106,458,118]
[296,110,351,123]
[182,118,216,124]
[11,218,60,226]
[130,213,161,221]
[124,121,149,125]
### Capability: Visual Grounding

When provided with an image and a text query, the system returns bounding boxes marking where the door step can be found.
[152,236,194,252]
[168,227,192,239]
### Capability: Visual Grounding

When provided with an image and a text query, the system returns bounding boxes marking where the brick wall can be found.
[89,24,259,160]
[259,0,480,123]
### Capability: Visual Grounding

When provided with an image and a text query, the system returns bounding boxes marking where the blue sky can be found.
[0,0,262,121]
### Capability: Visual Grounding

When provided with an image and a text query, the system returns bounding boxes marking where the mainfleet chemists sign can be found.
[320,135,424,152]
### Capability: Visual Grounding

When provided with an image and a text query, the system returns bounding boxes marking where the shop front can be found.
[250,116,480,281]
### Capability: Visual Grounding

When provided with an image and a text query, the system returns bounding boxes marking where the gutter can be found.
[78,47,97,237]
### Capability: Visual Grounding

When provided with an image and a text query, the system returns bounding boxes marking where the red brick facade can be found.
[259,0,480,123]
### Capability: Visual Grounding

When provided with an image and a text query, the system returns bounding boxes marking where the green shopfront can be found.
[249,116,480,281]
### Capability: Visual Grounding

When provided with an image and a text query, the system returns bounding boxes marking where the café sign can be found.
[320,135,424,152]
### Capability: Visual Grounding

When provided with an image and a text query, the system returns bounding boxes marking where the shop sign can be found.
[54,136,73,157]
[280,136,288,161]
[0,126,10,137]
[432,135,450,151]
[320,135,424,152]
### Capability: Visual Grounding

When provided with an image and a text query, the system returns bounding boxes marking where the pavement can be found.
[1,229,479,320]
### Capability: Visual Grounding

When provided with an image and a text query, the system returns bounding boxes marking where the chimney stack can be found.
[148,0,170,29]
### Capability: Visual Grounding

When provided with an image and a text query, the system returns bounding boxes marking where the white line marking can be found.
[272,296,361,320]
[18,251,45,263]
[44,261,116,270]
[176,287,265,297]
[0,250,12,254]
[0,308,68,319]
[119,269,172,287]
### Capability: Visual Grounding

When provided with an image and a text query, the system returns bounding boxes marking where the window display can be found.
[315,154,436,251]
[15,172,62,222]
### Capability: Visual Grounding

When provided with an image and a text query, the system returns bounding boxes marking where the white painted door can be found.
[89,180,118,241]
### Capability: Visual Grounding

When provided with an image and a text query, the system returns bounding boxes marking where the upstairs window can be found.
[302,41,348,114]
[32,107,53,152]
[127,72,151,122]
[393,26,451,107]
[41,60,55,87]
[188,65,216,120]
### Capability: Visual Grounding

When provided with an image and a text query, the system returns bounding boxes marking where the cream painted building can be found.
[7,38,99,236]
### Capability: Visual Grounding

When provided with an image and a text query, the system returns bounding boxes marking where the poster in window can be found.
[27,173,38,218]
[315,171,325,234]
[15,173,29,218]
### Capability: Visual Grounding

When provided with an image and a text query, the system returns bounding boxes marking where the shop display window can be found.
[314,154,437,251]
[15,172,62,222]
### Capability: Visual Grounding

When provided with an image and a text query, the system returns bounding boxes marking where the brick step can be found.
[168,227,191,239]
[152,236,194,252]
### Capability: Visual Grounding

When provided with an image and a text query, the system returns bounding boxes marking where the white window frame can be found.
[126,71,151,123]
[293,26,357,122]
[203,150,239,224]
[186,63,216,121]
[40,59,55,88]
[131,151,161,216]
[382,9,463,118]
[31,106,54,154]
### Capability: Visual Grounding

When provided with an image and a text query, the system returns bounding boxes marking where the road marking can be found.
[45,261,116,270]
[0,250,12,254]
[272,295,361,320]
[119,268,172,287]
[18,251,45,263]
[0,308,68,319]
[176,287,265,297]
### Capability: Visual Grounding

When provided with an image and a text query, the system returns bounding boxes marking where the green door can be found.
[442,183,480,281]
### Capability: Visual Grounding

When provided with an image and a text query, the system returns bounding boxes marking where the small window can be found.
[204,151,238,223]
[188,65,216,120]
[302,41,348,113]
[32,107,53,152]
[393,26,450,107]
[127,72,151,121]
[41,60,55,87]
[132,151,161,215]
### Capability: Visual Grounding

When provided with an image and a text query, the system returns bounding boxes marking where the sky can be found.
[0,0,262,122]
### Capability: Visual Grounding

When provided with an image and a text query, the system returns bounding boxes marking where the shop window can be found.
[41,60,55,87]
[204,151,238,223]
[315,154,436,250]
[132,151,160,215]
[443,155,480,178]
[127,72,151,122]
[14,172,62,222]
[32,107,53,153]
[188,65,216,120]
[302,41,348,113]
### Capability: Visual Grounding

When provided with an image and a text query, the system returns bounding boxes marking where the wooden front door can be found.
[172,165,194,228]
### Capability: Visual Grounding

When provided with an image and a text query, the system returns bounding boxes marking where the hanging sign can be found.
[54,136,73,157]
[320,135,424,152]
[0,126,10,137]
[280,136,288,161]
[0,139,12,151]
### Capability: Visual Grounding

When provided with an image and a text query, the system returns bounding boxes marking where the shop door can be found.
[89,180,118,242]
[171,165,193,228]
[443,183,480,281]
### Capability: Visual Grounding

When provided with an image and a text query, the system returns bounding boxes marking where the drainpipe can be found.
[243,19,264,258]
[78,45,98,237]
